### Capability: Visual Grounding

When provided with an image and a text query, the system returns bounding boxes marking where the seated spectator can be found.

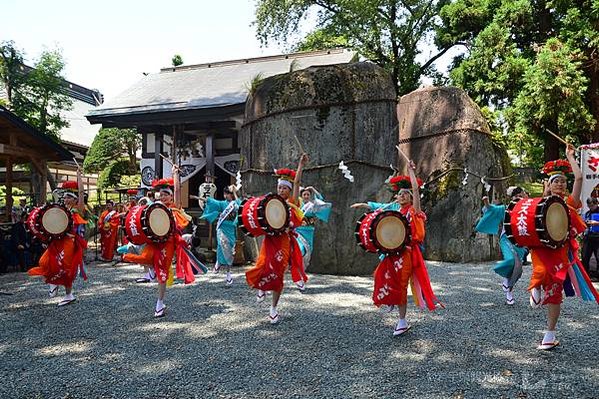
[11,212,31,272]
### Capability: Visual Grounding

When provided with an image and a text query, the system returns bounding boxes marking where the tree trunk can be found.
[585,53,599,142]
[544,135,560,161]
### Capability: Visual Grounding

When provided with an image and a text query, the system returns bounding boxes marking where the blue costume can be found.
[475,204,527,289]
[296,194,332,268]
[201,197,241,268]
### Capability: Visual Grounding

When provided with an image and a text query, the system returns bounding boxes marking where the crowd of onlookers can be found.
[0,198,38,273]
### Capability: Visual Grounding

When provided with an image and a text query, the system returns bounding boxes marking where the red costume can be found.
[122,179,195,284]
[99,208,120,261]
[370,175,441,310]
[245,168,307,291]
[29,181,88,287]
[528,160,599,305]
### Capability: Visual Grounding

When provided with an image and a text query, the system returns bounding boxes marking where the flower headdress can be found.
[274,168,296,189]
[386,175,423,193]
[542,159,572,183]
[60,180,79,198]
[152,178,174,194]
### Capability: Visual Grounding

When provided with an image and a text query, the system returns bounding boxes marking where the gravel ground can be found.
[1,258,598,399]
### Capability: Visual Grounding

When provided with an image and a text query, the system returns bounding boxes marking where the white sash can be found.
[216,201,238,230]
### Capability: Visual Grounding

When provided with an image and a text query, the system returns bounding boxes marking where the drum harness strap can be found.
[103,210,117,225]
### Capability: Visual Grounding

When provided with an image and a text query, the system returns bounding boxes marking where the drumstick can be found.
[159,153,174,166]
[544,127,569,146]
[395,144,411,163]
[293,134,305,154]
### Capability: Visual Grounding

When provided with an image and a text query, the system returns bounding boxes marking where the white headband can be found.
[278,179,293,189]
[160,187,173,195]
[63,192,78,199]
[549,174,566,183]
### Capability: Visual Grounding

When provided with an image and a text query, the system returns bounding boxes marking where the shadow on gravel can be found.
[1,261,598,398]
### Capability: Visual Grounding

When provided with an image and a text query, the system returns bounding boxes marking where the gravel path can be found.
[1,259,598,399]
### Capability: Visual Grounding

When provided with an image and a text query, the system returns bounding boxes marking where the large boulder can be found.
[397,86,511,262]
[240,62,398,275]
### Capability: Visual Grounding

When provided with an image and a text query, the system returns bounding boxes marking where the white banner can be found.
[579,143,599,214]
[140,157,206,187]
[139,153,240,187]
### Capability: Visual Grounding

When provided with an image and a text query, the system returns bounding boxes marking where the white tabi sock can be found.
[543,330,556,344]
[156,299,164,312]
[270,306,278,317]
[397,318,408,329]
[506,290,514,302]
[64,293,75,301]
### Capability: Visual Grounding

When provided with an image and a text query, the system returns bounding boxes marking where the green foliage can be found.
[172,54,183,67]
[119,174,141,188]
[520,181,543,197]
[244,73,265,96]
[84,127,140,174]
[295,28,350,52]
[98,159,134,189]
[509,39,592,149]
[0,41,73,139]
[439,0,599,165]
[0,40,27,105]
[0,186,25,207]
[254,0,452,95]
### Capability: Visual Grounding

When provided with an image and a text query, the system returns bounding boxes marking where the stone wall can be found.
[240,62,399,275]
[397,87,511,262]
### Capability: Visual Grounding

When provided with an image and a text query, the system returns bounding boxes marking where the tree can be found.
[16,49,73,140]
[437,0,599,164]
[0,40,27,105]
[254,0,455,95]
[97,159,132,189]
[84,127,141,189]
[84,127,140,173]
[0,42,73,140]
[172,54,183,67]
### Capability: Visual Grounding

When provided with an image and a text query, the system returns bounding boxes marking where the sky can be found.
[2,0,460,102]
[1,0,285,101]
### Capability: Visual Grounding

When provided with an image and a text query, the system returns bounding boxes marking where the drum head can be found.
[42,207,69,235]
[148,207,171,237]
[546,202,569,242]
[375,215,406,250]
[265,199,287,230]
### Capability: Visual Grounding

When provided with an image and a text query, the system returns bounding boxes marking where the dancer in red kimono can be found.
[29,168,88,306]
[246,153,309,323]
[351,160,442,336]
[529,144,599,350]
[99,200,119,261]
[122,166,199,317]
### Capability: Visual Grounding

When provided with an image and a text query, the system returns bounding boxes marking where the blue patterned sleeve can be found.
[201,198,226,224]
[367,202,399,211]
[475,204,506,235]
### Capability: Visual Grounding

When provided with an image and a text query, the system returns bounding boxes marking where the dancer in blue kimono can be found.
[475,186,529,305]
[200,185,240,285]
[296,187,332,278]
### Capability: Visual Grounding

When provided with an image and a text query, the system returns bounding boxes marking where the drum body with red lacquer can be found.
[355,210,411,255]
[504,195,570,249]
[124,203,175,245]
[239,194,290,237]
[27,206,48,242]
[27,204,72,242]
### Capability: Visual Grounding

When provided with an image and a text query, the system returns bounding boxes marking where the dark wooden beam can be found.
[154,132,163,179]
[206,133,214,178]
[5,157,13,222]
[87,104,244,128]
